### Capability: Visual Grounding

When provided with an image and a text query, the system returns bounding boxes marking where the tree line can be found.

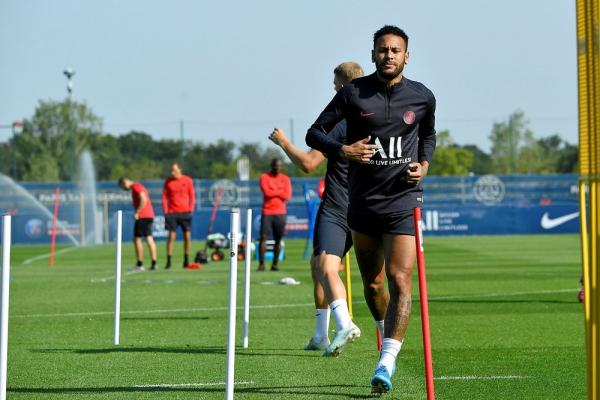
[0,100,578,182]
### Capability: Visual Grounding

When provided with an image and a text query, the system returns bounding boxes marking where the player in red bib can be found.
[258,158,292,271]
[118,177,157,271]
[162,163,196,269]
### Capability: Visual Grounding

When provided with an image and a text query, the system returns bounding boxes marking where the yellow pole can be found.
[576,0,599,397]
[344,253,353,319]
[581,181,591,353]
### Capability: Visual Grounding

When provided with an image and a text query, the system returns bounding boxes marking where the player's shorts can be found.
[165,212,192,232]
[313,208,352,258]
[348,209,415,236]
[260,214,286,241]
[134,218,154,238]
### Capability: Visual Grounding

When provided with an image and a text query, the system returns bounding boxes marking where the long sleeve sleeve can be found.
[283,176,292,201]
[162,181,169,214]
[418,95,437,163]
[305,90,347,156]
[188,177,196,212]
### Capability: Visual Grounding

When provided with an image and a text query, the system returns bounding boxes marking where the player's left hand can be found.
[134,212,140,220]
[406,161,429,186]
[269,128,288,146]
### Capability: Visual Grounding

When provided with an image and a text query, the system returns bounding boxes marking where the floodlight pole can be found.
[11,122,22,179]
[63,68,75,99]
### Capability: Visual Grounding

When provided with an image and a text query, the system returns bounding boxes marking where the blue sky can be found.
[0,1,577,152]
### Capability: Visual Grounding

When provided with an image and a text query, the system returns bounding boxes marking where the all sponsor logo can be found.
[421,210,469,232]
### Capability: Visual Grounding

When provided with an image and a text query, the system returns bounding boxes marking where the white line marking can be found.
[12,288,577,319]
[132,380,254,388]
[430,288,577,301]
[90,270,139,283]
[435,375,529,381]
[22,247,78,265]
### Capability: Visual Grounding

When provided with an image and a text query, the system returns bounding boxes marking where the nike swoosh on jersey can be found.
[540,211,580,229]
[360,112,375,117]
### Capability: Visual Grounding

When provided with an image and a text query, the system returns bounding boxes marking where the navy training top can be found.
[306,73,436,216]
[320,120,349,220]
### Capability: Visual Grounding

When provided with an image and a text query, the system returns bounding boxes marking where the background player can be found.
[306,25,437,393]
[118,177,158,271]
[269,62,389,353]
[162,163,196,269]
[258,158,292,271]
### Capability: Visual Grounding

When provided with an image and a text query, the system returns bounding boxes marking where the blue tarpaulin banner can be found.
[1,174,581,244]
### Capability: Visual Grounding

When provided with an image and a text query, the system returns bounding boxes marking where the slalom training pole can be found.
[225,209,240,400]
[413,207,435,400]
[344,253,353,318]
[242,208,252,348]
[376,328,383,353]
[114,210,122,346]
[1,216,11,400]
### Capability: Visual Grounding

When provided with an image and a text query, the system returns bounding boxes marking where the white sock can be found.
[377,338,403,375]
[376,320,385,337]
[313,308,330,341]
[330,298,352,331]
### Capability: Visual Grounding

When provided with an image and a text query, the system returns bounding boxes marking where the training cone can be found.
[186,262,202,270]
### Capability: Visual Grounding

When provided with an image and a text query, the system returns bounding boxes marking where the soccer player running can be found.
[269,62,389,353]
[162,163,196,269]
[257,159,291,271]
[118,177,158,271]
[306,26,436,394]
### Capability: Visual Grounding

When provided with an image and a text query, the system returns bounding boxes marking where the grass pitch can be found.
[4,234,584,399]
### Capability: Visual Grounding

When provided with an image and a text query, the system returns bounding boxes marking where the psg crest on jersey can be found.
[403,110,416,125]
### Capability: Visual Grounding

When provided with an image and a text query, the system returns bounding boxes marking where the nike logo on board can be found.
[540,212,580,229]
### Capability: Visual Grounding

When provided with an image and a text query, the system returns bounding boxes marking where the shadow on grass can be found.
[9,383,380,398]
[33,346,320,358]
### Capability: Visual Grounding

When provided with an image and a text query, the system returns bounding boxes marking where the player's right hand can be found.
[340,136,377,163]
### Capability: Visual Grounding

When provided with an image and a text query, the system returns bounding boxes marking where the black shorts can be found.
[313,208,352,258]
[165,212,192,232]
[260,214,286,241]
[348,209,415,236]
[134,218,154,238]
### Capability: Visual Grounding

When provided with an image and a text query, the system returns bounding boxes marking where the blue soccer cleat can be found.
[371,365,396,394]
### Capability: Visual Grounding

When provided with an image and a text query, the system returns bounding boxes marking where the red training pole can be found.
[413,207,435,400]
[49,187,60,268]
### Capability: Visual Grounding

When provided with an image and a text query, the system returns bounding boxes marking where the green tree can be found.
[557,142,578,173]
[488,110,531,174]
[23,99,104,180]
[427,131,474,176]
[238,143,285,178]
[462,145,492,174]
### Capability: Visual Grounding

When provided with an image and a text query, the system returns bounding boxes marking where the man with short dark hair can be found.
[270,61,389,354]
[162,163,195,269]
[258,158,291,272]
[306,25,437,394]
[118,177,158,271]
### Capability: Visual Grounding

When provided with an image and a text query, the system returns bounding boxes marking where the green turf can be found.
[3,235,585,399]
